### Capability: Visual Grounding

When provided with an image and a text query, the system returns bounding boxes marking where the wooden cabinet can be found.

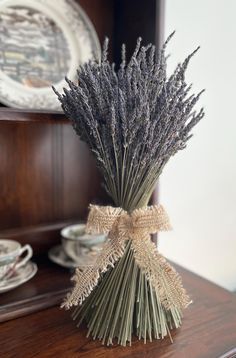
[0,0,163,321]
[0,109,109,320]
[4,2,236,358]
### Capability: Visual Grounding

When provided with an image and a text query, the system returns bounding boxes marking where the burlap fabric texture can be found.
[62,204,191,310]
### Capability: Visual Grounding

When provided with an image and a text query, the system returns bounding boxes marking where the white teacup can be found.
[0,239,33,280]
[61,224,106,263]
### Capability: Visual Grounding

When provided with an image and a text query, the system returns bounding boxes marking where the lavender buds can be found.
[54,32,204,211]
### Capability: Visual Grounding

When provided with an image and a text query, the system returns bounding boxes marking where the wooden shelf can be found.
[0,106,63,116]
[0,256,72,323]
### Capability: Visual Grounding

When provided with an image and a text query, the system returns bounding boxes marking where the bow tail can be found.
[61,232,125,309]
[61,265,99,309]
[131,236,191,310]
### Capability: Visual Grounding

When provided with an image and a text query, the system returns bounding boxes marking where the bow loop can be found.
[130,205,172,234]
[86,205,125,235]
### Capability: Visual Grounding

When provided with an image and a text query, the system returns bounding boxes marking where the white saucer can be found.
[0,261,37,293]
[48,245,98,269]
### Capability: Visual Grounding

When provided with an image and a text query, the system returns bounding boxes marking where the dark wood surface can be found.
[113,0,164,64]
[0,109,158,322]
[79,0,114,55]
[0,110,108,233]
[0,108,110,323]
[0,257,72,323]
[0,220,79,256]
[0,265,236,358]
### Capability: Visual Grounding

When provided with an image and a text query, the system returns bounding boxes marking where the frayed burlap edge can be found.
[61,205,191,310]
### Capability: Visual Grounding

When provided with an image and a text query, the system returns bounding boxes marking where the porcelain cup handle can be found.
[15,244,33,270]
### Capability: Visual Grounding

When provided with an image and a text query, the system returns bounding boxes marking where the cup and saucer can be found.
[0,240,37,293]
[48,224,106,269]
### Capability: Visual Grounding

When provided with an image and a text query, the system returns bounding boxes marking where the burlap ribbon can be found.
[62,204,191,310]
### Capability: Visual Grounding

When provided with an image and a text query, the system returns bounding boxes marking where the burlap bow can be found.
[62,204,190,310]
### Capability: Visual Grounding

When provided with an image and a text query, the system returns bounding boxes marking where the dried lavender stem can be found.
[55,34,204,346]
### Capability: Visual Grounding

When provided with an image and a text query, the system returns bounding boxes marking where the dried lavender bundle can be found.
[54,32,204,346]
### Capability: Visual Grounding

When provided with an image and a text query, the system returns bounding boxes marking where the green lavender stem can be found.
[55,35,204,347]
[72,193,183,346]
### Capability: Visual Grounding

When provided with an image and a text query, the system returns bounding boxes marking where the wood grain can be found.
[0,110,108,232]
[0,265,235,358]
[79,0,114,50]
[0,220,77,255]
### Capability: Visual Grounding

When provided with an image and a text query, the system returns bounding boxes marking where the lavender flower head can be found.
[53,33,205,210]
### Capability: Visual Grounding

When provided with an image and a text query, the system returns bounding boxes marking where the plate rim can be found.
[0,261,38,292]
[48,244,96,269]
[48,244,78,269]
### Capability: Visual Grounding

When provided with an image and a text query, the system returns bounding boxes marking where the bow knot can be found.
[86,204,172,240]
[119,214,137,237]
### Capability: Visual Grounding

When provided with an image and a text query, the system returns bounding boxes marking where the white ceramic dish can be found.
[61,223,106,262]
[48,244,100,269]
[0,0,100,110]
[0,261,37,293]
[0,239,33,280]
[61,224,106,246]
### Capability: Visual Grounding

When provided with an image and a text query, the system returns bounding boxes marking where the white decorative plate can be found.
[0,261,37,293]
[0,0,100,110]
